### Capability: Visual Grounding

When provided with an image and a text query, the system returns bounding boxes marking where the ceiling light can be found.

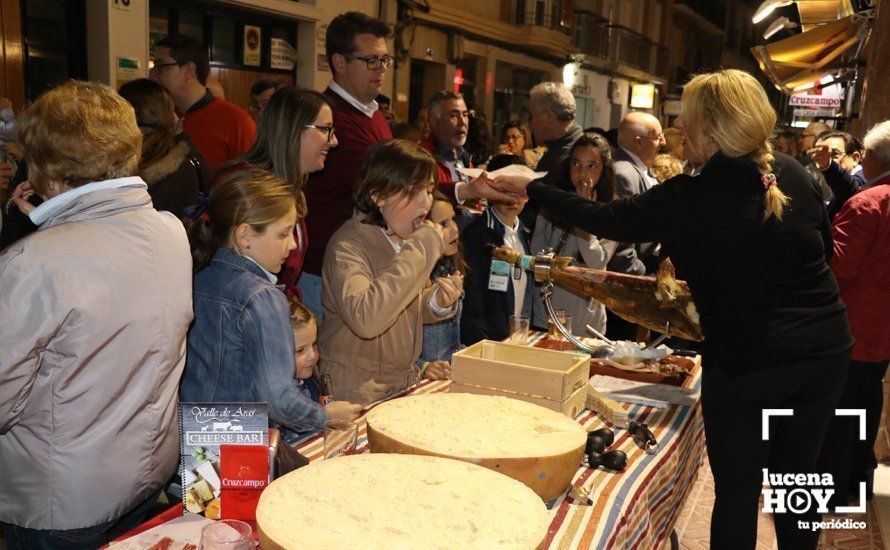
[753,0,794,24]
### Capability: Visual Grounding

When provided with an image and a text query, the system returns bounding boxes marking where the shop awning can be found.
[751,15,862,93]
[795,0,856,31]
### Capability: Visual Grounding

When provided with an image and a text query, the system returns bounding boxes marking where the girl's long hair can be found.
[118,79,177,172]
[187,166,296,273]
[429,190,468,277]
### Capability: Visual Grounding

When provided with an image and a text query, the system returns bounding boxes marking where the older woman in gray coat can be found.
[0,81,193,549]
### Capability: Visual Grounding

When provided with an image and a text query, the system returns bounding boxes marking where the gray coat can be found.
[607,147,660,275]
[530,212,617,336]
[0,180,193,529]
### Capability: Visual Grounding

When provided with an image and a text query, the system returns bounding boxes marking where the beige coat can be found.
[0,182,193,530]
[319,216,448,404]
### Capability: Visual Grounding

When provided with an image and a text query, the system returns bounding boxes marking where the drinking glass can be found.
[547,309,573,341]
[199,519,252,550]
[509,315,530,343]
[324,420,358,459]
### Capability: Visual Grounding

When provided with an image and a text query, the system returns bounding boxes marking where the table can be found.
[117,338,704,549]
[294,339,705,550]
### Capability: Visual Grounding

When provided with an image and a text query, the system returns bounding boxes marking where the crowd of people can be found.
[0,9,888,550]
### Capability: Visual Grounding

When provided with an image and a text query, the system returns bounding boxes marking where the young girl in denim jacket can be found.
[417,192,466,367]
[181,167,360,435]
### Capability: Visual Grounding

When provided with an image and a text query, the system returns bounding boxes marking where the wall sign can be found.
[243,26,262,67]
[116,56,141,82]
[271,39,297,71]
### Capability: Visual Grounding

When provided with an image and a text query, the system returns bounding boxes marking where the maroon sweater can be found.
[303,88,392,275]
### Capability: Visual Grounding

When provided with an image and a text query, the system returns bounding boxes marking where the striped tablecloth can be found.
[294,342,705,550]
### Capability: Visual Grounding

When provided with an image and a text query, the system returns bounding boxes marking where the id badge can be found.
[488,260,510,292]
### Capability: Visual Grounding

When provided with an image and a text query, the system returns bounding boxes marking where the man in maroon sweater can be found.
[301,13,525,321]
[300,12,394,320]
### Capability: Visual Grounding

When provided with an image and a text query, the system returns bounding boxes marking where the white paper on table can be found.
[456,165,547,182]
[109,513,215,549]
[589,375,699,408]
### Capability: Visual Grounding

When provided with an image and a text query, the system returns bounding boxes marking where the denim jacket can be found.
[182,247,328,433]
[418,301,464,364]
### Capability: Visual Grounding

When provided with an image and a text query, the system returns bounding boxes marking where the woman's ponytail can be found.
[753,142,789,221]
[185,217,222,274]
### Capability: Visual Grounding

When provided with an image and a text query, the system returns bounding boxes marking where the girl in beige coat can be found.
[319,140,463,404]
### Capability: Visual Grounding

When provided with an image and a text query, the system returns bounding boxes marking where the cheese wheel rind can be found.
[256,453,549,550]
[366,393,587,502]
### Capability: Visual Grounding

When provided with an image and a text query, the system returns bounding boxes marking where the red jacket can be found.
[831,176,890,361]
[182,96,256,181]
[302,88,392,276]
[419,135,472,203]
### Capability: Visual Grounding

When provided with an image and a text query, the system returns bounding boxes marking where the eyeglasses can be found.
[829,148,847,160]
[249,100,269,114]
[150,61,184,74]
[345,54,394,70]
[304,124,336,143]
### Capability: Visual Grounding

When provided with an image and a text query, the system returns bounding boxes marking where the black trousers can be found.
[1,490,160,550]
[818,358,890,504]
[702,351,850,550]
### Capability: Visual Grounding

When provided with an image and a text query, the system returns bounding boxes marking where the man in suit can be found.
[606,112,665,340]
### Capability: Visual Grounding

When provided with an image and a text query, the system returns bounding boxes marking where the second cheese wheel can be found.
[256,453,549,549]
[366,393,587,502]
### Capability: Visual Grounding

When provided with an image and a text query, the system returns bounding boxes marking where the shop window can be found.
[455,57,478,110]
[149,5,170,48]
[515,0,526,24]
[149,1,297,74]
[211,16,237,65]
[21,0,86,101]
[178,10,205,42]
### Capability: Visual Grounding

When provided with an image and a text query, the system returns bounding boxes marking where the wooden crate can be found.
[451,340,590,417]
[451,382,588,418]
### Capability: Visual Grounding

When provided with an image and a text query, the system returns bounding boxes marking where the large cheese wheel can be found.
[256,453,549,549]
[366,393,586,502]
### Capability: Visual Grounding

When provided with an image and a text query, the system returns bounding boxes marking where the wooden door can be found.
[0,0,25,111]
[209,67,294,113]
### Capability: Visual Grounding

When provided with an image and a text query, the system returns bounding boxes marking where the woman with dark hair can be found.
[498,120,540,168]
[530,132,617,335]
[215,86,337,297]
[118,78,207,217]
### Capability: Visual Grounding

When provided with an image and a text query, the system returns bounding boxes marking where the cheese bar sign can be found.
[179,402,269,519]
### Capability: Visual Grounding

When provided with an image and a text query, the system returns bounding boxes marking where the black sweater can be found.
[527,151,853,375]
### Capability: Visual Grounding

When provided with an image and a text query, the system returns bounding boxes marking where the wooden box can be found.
[451,340,590,417]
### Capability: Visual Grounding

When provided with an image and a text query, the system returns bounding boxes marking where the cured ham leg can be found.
[493,246,704,341]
